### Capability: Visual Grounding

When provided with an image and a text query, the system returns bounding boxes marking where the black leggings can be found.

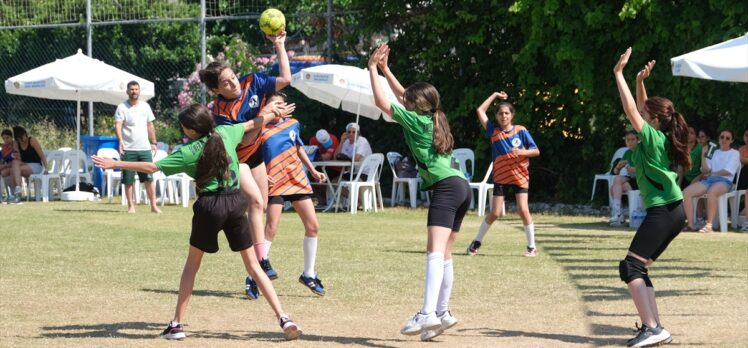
[628,200,685,261]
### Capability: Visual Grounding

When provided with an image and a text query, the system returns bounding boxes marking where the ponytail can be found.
[195,131,230,192]
[432,110,454,154]
[665,111,691,172]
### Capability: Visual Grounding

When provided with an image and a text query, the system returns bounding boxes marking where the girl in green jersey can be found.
[614,48,690,347]
[92,103,302,341]
[369,44,471,342]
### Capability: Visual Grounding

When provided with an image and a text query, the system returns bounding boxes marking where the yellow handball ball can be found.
[259,8,285,36]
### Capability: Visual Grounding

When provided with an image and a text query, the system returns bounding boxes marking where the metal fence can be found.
[1,0,341,147]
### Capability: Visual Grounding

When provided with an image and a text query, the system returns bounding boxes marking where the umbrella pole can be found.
[351,103,360,182]
[76,94,81,191]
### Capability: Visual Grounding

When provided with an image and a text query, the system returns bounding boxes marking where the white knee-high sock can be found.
[421,252,444,314]
[474,219,491,242]
[265,241,273,257]
[436,259,454,315]
[524,224,536,249]
[303,236,318,278]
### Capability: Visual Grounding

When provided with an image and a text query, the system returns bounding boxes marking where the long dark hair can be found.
[403,82,454,154]
[178,104,230,192]
[198,61,231,90]
[644,97,691,171]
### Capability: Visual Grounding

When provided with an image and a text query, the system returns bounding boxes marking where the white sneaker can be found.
[420,311,459,341]
[609,212,625,226]
[13,186,22,197]
[401,312,441,336]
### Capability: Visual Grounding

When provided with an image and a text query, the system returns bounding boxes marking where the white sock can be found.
[303,236,318,278]
[265,241,272,256]
[612,199,622,216]
[421,252,444,315]
[436,259,454,315]
[524,224,536,249]
[474,219,491,242]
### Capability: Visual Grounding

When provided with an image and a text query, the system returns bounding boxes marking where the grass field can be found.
[1,202,746,347]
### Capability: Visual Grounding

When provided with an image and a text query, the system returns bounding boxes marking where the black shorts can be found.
[246,149,264,169]
[626,177,639,190]
[268,194,313,205]
[427,176,472,231]
[190,189,251,253]
[628,200,685,261]
[493,183,528,196]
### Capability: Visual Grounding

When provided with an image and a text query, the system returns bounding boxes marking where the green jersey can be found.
[391,104,464,190]
[631,122,683,208]
[684,143,702,182]
[156,124,245,193]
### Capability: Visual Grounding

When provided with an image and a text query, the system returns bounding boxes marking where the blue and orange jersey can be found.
[211,72,277,162]
[259,118,313,197]
[486,121,538,188]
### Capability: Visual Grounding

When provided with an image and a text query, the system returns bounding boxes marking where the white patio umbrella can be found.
[291,64,401,180]
[671,33,748,83]
[4,49,155,201]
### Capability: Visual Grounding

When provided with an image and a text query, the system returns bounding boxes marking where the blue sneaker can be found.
[245,276,259,300]
[298,274,325,296]
[260,259,278,280]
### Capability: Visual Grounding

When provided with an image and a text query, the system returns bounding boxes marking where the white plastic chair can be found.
[453,148,475,181]
[162,173,195,208]
[28,150,65,202]
[469,162,505,216]
[626,190,646,228]
[334,153,384,214]
[590,147,628,205]
[62,149,92,188]
[129,149,169,205]
[387,152,421,208]
[96,148,121,203]
[691,166,743,232]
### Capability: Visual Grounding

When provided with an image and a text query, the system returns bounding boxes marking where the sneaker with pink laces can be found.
[524,247,538,257]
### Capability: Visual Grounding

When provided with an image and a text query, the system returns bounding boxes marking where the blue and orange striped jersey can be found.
[259,118,313,197]
[211,72,276,162]
[486,121,538,188]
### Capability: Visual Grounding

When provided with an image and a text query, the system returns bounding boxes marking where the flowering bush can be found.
[176,35,295,109]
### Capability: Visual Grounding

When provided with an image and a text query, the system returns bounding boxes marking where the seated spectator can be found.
[309,129,339,161]
[333,122,373,181]
[0,129,15,198]
[609,131,638,226]
[0,126,48,203]
[682,129,741,232]
[679,126,702,189]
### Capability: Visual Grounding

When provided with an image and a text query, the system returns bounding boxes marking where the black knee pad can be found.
[618,255,648,284]
[642,274,653,288]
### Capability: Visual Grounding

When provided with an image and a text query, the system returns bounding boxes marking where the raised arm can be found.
[476,92,508,130]
[613,48,645,133]
[635,60,656,120]
[377,44,405,104]
[269,31,291,90]
[242,101,296,133]
[368,45,393,117]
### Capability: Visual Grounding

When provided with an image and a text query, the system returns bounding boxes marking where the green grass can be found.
[1,202,746,347]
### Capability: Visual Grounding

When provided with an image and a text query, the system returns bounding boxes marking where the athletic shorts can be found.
[628,200,685,261]
[699,176,733,191]
[627,177,639,190]
[190,189,251,253]
[27,163,44,175]
[121,150,153,184]
[427,176,472,231]
[268,193,312,205]
[493,183,528,196]
[245,149,264,169]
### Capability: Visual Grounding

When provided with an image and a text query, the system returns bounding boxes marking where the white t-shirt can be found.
[707,148,741,181]
[341,136,373,176]
[115,100,155,151]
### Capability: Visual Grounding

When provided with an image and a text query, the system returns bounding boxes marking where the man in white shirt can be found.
[115,81,161,214]
[334,122,373,180]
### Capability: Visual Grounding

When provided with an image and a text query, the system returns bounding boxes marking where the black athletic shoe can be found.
[466,240,481,256]
[260,258,278,280]
[626,323,671,347]
[298,274,325,296]
[159,321,186,340]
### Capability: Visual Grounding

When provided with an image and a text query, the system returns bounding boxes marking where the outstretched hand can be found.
[368,45,387,69]
[377,44,390,71]
[91,155,116,170]
[614,47,632,74]
[266,31,287,45]
[636,60,656,81]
